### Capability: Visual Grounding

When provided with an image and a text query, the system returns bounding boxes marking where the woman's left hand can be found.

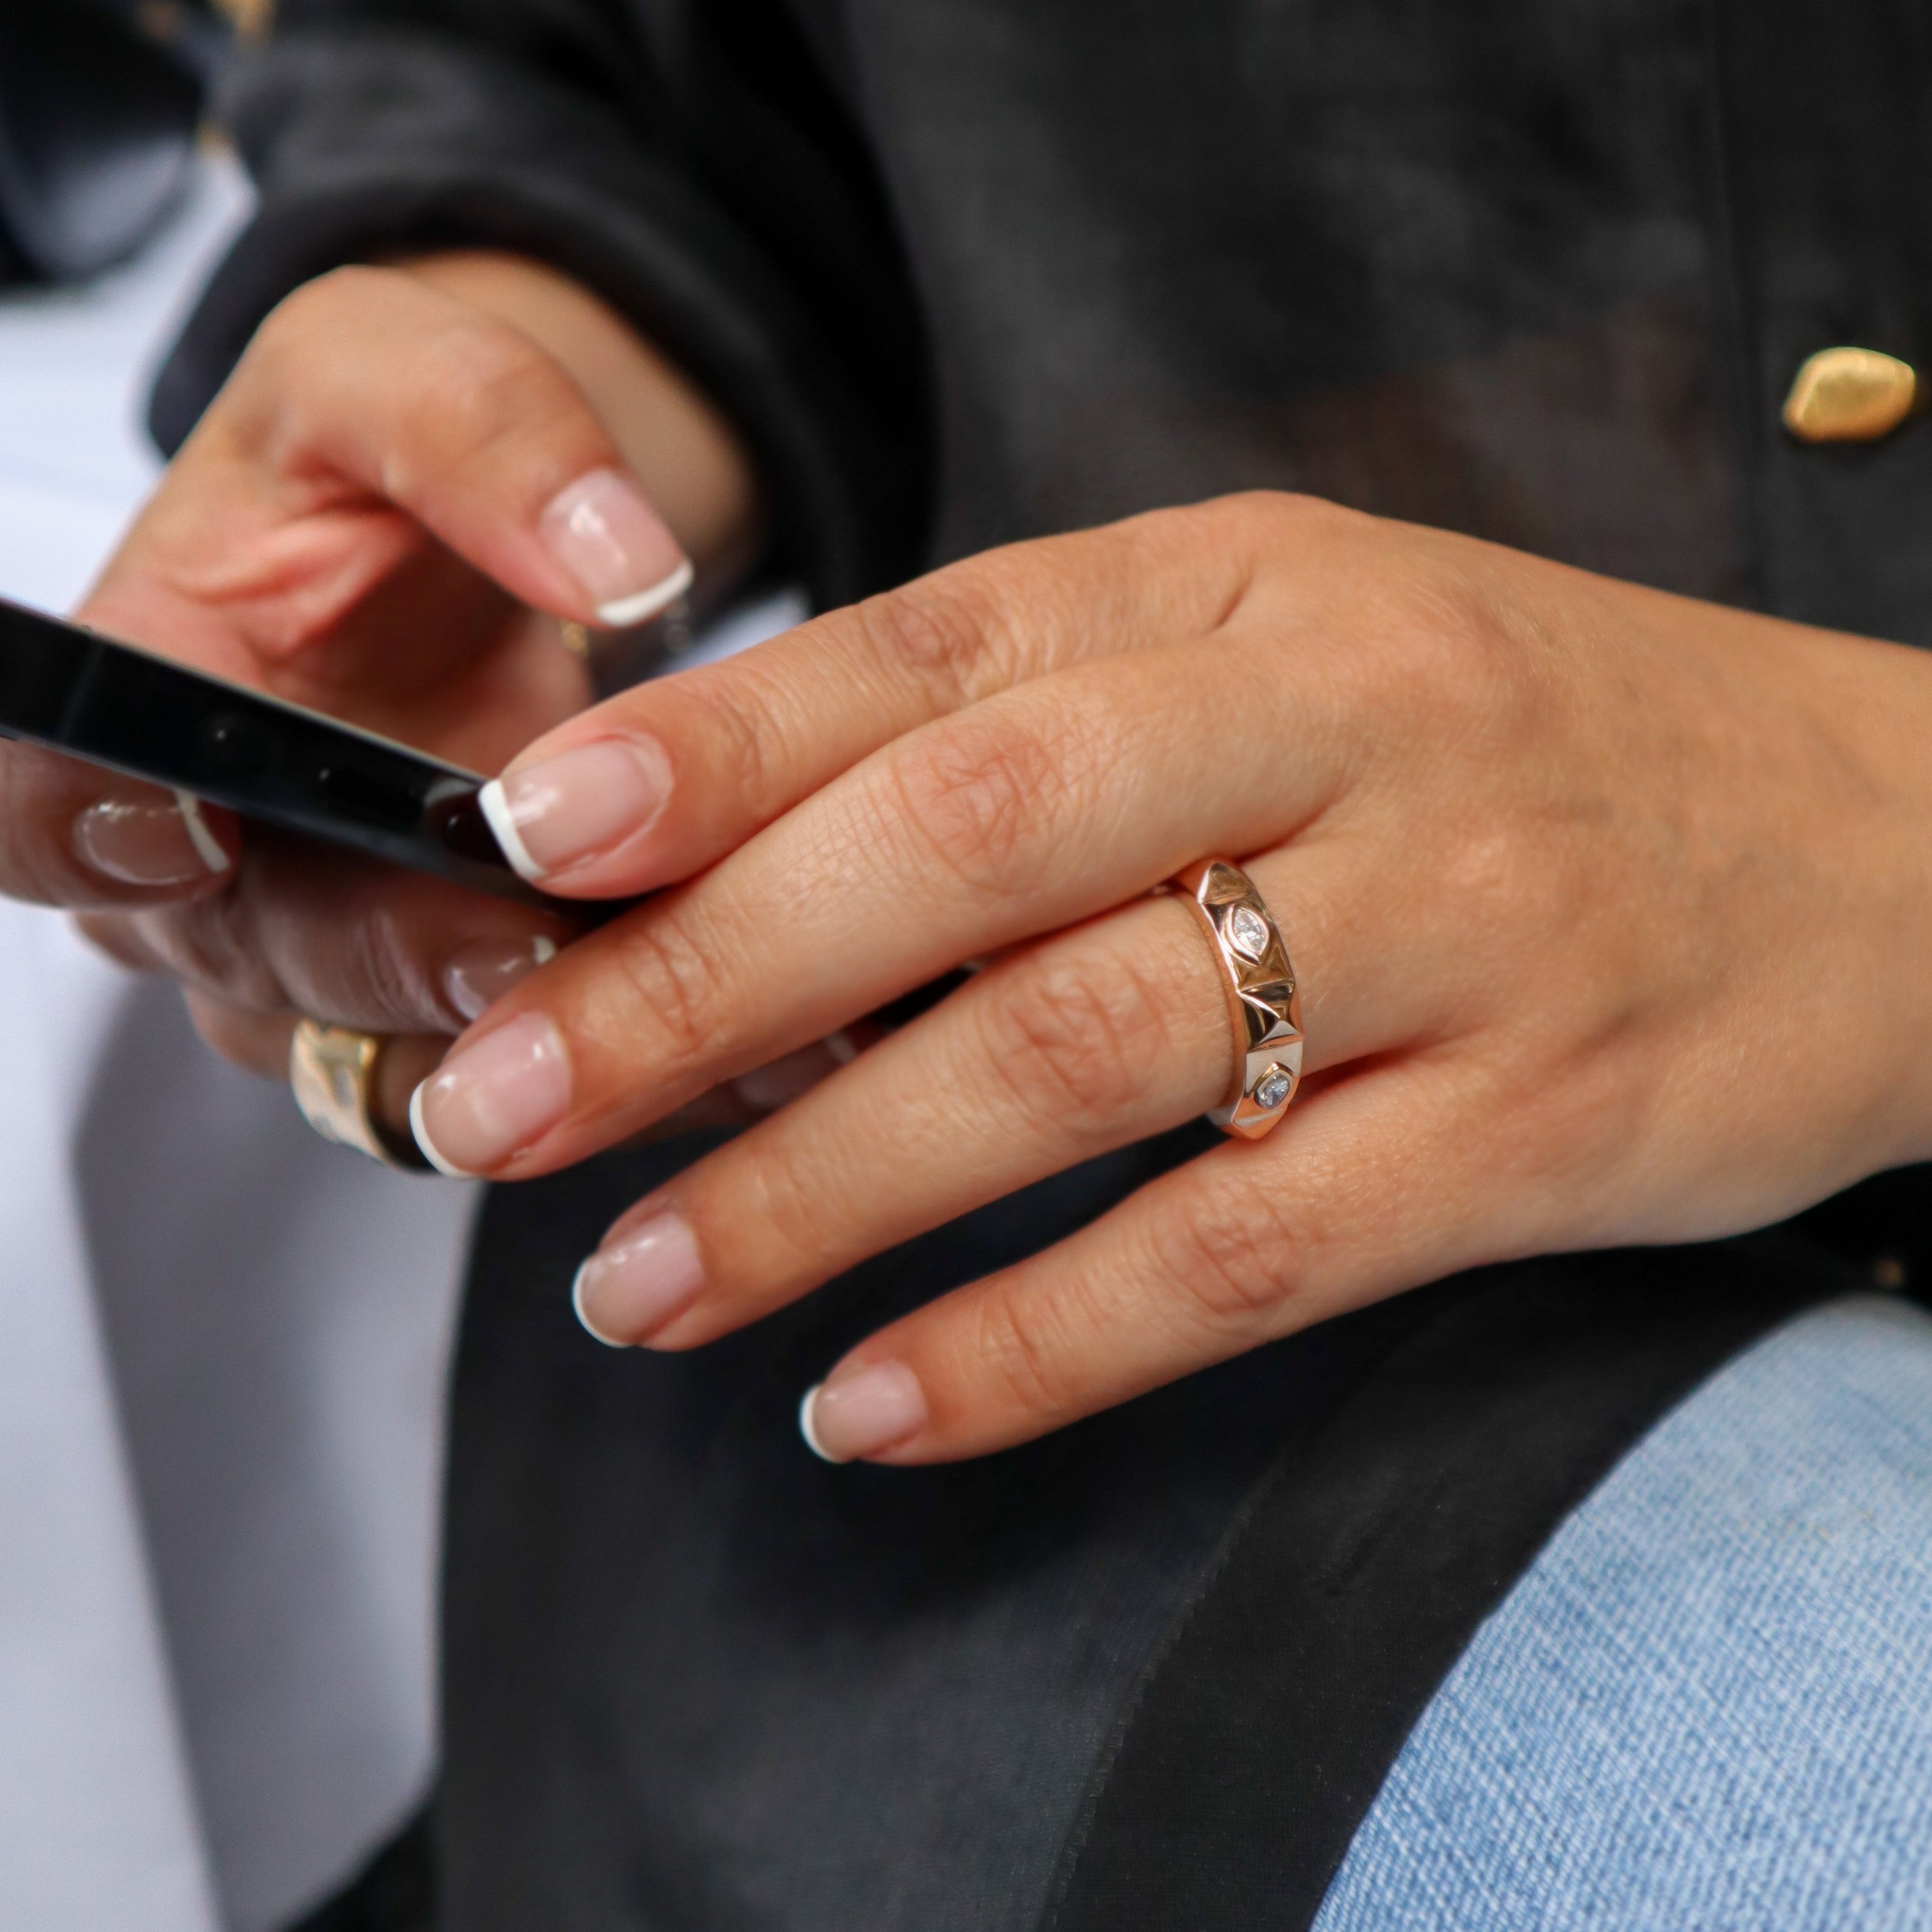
[408,493,1932,1462]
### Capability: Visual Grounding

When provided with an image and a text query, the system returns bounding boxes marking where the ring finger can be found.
[568,839,1432,1350]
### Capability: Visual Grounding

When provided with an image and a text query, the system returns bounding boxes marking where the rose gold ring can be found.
[1170,857,1303,1140]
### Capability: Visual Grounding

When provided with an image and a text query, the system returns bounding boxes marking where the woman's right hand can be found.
[0,257,752,1101]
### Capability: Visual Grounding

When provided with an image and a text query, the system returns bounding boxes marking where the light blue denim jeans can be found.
[1313,1291,1932,1931]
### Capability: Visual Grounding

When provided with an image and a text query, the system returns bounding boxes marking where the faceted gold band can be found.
[1171,857,1303,1140]
[288,1019,430,1171]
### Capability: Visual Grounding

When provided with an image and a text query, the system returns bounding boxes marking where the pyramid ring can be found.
[1170,858,1304,1140]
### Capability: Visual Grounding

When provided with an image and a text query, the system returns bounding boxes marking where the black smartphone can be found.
[0,592,547,904]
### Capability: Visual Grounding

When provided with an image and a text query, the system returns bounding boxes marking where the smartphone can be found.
[0,592,548,904]
[0,593,977,1023]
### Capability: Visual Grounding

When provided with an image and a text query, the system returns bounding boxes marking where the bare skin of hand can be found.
[392,493,1932,1462]
[9,254,842,1132]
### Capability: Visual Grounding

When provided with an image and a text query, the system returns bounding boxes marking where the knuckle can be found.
[966,1282,1091,1424]
[731,1134,842,1277]
[887,709,1073,898]
[1148,1182,1305,1339]
[602,913,731,1076]
[977,947,1174,1130]
[251,267,382,378]
[851,568,1016,708]
[1227,488,1336,542]
[681,666,783,817]
[408,327,571,470]
[1345,570,1535,751]
[330,909,442,1030]
[137,893,287,1011]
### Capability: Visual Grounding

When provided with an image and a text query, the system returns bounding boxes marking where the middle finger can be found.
[409,632,1359,1177]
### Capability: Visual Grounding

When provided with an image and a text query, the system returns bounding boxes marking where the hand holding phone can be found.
[0,256,738,1168]
[0,593,548,905]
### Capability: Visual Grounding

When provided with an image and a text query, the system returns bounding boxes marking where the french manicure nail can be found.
[478,738,671,883]
[408,1011,570,1176]
[74,790,231,886]
[799,1361,928,1463]
[441,933,557,1023]
[539,467,692,627]
[572,1210,705,1346]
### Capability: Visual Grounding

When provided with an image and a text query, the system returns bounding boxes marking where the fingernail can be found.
[479,738,671,883]
[441,933,557,1023]
[74,790,231,886]
[798,1361,928,1463]
[572,1211,704,1345]
[408,1011,569,1176]
[539,467,692,627]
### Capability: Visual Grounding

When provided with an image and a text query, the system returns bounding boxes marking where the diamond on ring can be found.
[1253,1063,1294,1110]
[1227,904,1269,960]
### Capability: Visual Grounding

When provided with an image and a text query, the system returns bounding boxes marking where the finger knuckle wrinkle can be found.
[1153,1189,1302,1335]
[606,917,725,1071]
[342,911,436,1029]
[736,1139,842,1274]
[683,670,778,812]
[417,329,573,469]
[968,1287,1085,1421]
[891,715,1063,895]
[982,954,1171,1127]
[169,895,284,1012]
[855,576,1008,707]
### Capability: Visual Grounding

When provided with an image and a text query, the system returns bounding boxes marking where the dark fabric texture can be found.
[447,1131,1855,1932]
[150,1,1932,1924]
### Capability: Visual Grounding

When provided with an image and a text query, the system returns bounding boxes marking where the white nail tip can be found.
[173,790,231,873]
[798,1384,845,1463]
[408,1079,475,1179]
[478,778,548,885]
[532,935,557,965]
[595,557,694,630]
[571,1261,629,1348]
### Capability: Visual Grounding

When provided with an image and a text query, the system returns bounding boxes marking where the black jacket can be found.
[162,0,1932,641]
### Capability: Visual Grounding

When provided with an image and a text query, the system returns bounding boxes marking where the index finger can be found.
[474,495,1314,900]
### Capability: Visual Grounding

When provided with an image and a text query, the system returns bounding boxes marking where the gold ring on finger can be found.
[1169,857,1303,1140]
[288,1019,432,1171]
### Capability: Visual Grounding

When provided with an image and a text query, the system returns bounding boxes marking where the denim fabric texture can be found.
[1314,1292,1932,1931]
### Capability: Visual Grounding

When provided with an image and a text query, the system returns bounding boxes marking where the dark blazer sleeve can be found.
[150,0,933,606]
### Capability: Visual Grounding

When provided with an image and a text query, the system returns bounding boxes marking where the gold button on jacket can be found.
[1783,347,1921,443]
